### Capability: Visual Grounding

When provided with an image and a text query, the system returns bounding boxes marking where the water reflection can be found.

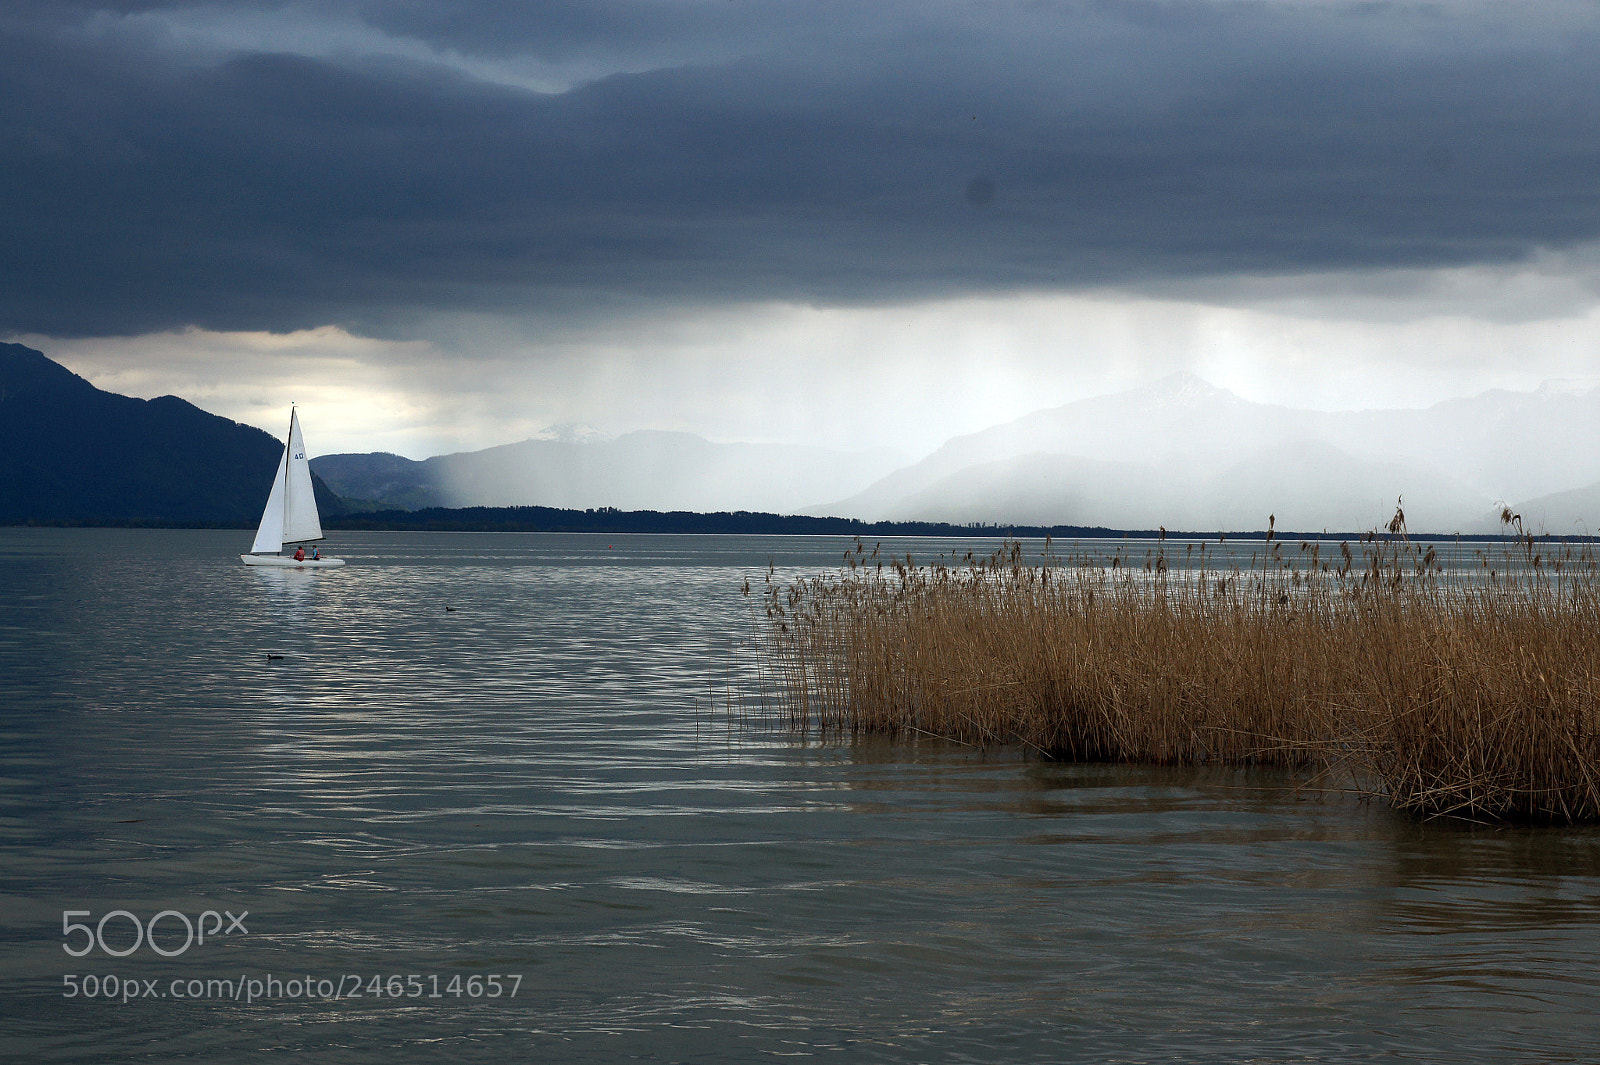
[4,529,1600,1062]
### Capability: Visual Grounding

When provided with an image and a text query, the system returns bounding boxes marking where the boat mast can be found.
[280,405,295,551]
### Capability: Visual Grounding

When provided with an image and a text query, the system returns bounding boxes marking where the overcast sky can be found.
[6,0,1600,458]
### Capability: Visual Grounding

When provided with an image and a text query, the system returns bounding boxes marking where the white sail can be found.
[280,407,323,545]
[249,447,291,553]
[248,407,323,554]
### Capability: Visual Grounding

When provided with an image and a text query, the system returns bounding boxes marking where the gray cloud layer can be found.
[5,1,1600,338]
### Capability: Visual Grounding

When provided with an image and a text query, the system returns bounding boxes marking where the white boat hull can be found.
[241,554,346,568]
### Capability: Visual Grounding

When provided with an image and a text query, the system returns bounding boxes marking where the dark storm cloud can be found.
[4,1,1600,337]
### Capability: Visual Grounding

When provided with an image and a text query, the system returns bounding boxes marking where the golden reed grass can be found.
[751,508,1600,823]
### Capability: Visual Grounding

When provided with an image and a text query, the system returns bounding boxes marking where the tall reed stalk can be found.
[752,510,1600,822]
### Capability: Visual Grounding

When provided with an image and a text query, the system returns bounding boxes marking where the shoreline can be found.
[5,505,1594,541]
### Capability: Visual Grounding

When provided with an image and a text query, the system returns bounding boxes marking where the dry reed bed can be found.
[753,514,1600,823]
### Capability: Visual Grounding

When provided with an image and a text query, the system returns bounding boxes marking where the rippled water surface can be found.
[4,528,1600,1063]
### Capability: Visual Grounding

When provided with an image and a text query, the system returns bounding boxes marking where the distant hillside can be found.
[312,451,444,510]
[859,442,1487,534]
[818,373,1600,534]
[314,431,906,514]
[1500,480,1600,537]
[0,343,339,525]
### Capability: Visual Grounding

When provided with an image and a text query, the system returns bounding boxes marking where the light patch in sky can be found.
[20,257,1600,463]
[21,326,443,457]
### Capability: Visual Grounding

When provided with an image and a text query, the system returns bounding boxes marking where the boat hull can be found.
[241,554,346,568]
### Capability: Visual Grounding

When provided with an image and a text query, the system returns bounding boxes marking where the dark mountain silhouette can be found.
[0,343,339,525]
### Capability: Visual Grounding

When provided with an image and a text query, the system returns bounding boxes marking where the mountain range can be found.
[6,340,1600,535]
[309,373,1600,534]
[814,373,1600,535]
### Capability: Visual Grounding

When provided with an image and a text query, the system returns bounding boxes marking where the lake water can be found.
[3,528,1600,1063]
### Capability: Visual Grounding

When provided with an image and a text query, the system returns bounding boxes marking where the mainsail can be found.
[249,407,324,554]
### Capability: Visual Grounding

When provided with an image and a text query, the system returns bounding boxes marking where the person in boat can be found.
[311,545,320,560]
[293,546,305,562]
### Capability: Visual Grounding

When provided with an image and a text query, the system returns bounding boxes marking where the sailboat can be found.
[240,407,346,568]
